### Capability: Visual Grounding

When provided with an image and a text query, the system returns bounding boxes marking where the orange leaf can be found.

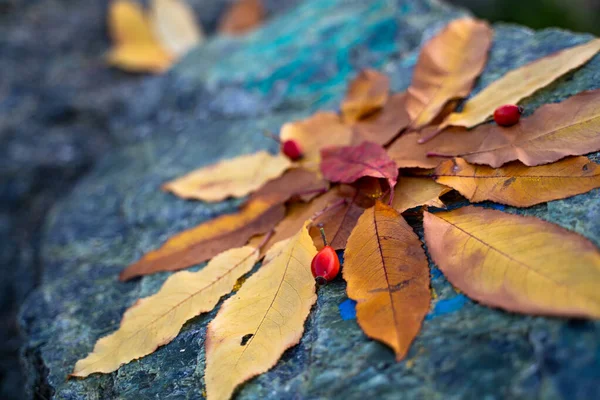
[392,177,451,212]
[351,93,410,146]
[71,245,259,377]
[344,201,430,360]
[434,157,600,207]
[119,196,284,280]
[405,18,492,129]
[341,69,390,123]
[218,0,265,35]
[424,206,600,318]
[205,222,317,400]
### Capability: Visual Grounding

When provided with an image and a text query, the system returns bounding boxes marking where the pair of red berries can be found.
[493,104,523,126]
[311,227,340,285]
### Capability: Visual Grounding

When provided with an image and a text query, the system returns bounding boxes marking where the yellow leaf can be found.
[405,18,492,129]
[71,246,259,377]
[163,151,292,202]
[341,69,390,123]
[344,202,430,360]
[440,38,600,130]
[150,0,204,57]
[205,222,317,400]
[107,43,173,73]
[424,206,600,318]
[434,157,600,207]
[392,177,451,212]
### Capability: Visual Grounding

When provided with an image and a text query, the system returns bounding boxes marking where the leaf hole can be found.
[240,333,253,346]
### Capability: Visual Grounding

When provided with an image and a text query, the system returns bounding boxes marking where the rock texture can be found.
[14,0,600,399]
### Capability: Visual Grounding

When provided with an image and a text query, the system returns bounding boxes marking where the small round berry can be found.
[493,104,522,127]
[311,227,340,285]
[282,140,303,161]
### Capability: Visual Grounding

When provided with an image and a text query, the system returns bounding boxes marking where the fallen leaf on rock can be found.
[387,130,453,169]
[424,206,600,318]
[436,38,600,133]
[341,69,390,123]
[392,177,451,212]
[280,112,353,171]
[405,18,492,129]
[247,167,328,205]
[218,0,265,35]
[434,157,600,207]
[107,0,173,73]
[150,0,203,57]
[72,245,259,377]
[344,202,430,360]
[320,141,399,192]
[205,222,317,400]
[163,151,291,202]
[120,196,284,280]
[351,93,410,146]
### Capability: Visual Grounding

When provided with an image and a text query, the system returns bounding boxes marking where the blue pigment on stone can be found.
[339,299,357,320]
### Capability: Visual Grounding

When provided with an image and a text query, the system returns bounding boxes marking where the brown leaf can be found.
[344,201,430,360]
[386,130,453,169]
[247,167,328,205]
[119,196,284,280]
[424,206,600,318]
[351,93,410,146]
[320,141,399,191]
[392,177,451,212]
[405,18,492,129]
[435,157,600,207]
[341,69,390,123]
[218,0,265,35]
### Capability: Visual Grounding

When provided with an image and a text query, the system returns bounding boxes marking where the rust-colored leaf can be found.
[247,167,328,205]
[341,69,390,123]
[163,151,291,202]
[218,0,265,35]
[344,201,430,360]
[435,157,600,207]
[320,141,399,191]
[424,206,600,318]
[205,222,317,400]
[392,177,451,212]
[119,196,284,280]
[351,93,410,146]
[405,18,492,129]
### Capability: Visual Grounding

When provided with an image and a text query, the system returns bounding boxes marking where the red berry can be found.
[493,104,522,127]
[311,227,340,285]
[282,140,303,161]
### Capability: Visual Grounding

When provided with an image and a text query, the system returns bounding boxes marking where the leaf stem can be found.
[263,130,281,143]
[310,198,347,223]
[426,152,454,158]
[255,229,275,253]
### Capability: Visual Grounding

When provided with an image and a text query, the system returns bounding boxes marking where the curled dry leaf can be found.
[280,112,353,171]
[151,0,203,57]
[120,196,284,280]
[218,0,265,35]
[320,141,399,192]
[107,0,173,73]
[392,177,451,212]
[434,157,600,207]
[351,93,410,146]
[205,222,317,400]
[424,206,600,318]
[163,150,291,202]
[344,202,430,360]
[341,69,390,123]
[435,38,600,133]
[405,18,492,129]
[71,246,259,377]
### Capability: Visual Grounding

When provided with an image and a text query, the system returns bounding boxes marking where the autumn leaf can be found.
[218,0,265,35]
[107,0,173,73]
[205,222,317,400]
[247,167,328,205]
[320,141,399,193]
[405,18,492,129]
[344,201,430,360]
[341,69,390,123]
[119,196,284,280]
[387,130,450,169]
[351,93,410,146]
[280,112,354,171]
[71,245,259,377]
[392,177,451,212]
[163,151,291,202]
[150,0,203,57]
[434,38,600,134]
[424,206,600,318]
[434,157,600,207]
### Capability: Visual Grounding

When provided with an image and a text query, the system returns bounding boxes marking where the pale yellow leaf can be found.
[150,0,204,57]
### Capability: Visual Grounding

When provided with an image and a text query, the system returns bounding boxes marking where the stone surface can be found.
[15,0,600,399]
